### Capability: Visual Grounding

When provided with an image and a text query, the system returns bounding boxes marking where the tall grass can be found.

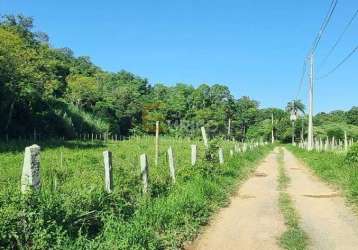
[0,137,272,249]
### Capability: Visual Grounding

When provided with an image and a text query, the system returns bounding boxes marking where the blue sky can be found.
[1,0,357,113]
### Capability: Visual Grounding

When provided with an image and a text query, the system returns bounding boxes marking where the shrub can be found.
[204,139,220,162]
[345,144,358,166]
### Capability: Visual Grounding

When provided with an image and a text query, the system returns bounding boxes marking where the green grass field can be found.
[288,145,358,209]
[0,137,272,249]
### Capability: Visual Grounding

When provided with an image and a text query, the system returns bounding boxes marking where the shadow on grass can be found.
[0,140,108,153]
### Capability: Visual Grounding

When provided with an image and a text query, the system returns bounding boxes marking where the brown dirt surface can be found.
[187,149,285,250]
[283,148,358,250]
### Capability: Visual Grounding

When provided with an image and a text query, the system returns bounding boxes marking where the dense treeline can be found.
[1,15,357,141]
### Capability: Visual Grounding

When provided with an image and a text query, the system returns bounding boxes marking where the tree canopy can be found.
[0,15,357,141]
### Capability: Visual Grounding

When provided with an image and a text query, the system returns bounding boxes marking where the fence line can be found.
[17,138,267,197]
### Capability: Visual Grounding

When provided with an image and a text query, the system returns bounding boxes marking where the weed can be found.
[277,148,309,250]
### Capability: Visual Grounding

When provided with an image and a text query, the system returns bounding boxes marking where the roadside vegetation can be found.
[277,148,309,250]
[0,137,272,249]
[288,144,358,208]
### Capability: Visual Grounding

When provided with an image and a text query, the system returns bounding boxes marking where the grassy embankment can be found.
[277,147,309,250]
[0,137,272,249]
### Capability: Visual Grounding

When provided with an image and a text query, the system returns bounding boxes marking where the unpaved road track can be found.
[188,149,285,250]
[283,148,358,250]
[188,148,358,250]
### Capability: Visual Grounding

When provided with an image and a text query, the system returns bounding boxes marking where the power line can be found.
[294,0,338,101]
[319,8,358,68]
[317,45,358,79]
[310,0,338,54]
[302,0,338,150]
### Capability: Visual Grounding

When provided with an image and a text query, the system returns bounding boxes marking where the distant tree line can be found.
[0,15,357,142]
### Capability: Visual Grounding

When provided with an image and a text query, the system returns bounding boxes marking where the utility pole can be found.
[271,113,275,144]
[307,53,314,150]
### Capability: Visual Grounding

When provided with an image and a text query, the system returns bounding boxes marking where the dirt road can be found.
[188,149,285,250]
[188,148,358,250]
[283,148,358,250]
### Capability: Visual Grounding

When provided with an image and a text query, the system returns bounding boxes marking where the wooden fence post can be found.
[344,131,348,151]
[167,146,176,183]
[140,154,149,193]
[201,126,209,148]
[230,149,234,157]
[103,151,113,193]
[21,144,41,193]
[155,121,159,166]
[218,148,224,165]
[191,144,197,166]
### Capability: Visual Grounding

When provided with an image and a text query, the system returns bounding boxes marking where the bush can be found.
[345,144,358,166]
[204,139,220,162]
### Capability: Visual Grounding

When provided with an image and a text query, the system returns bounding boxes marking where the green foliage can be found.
[0,137,272,249]
[315,122,358,141]
[1,15,358,142]
[345,144,358,166]
[285,100,305,115]
[347,107,358,126]
[279,193,309,250]
[204,138,220,162]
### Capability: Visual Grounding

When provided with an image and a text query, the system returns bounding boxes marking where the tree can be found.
[235,97,259,140]
[286,100,305,143]
[347,107,358,126]
[0,27,47,134]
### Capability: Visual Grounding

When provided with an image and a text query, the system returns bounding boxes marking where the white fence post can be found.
[21,144,41,193]
[201,126,209,148]
[140,154,149,193]
[191,144,197,166]
[167,147,176,183]
[103,151,113,193]
[218,148,224,165]
[155,121,159,166]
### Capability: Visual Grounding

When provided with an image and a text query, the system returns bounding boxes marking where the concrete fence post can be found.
[167,146,176,183]
[201,126,209,148]
[191,144,197,166]
[103,151,113,193]
[21,144,41,193]
[155,121,159,166]
[218,148,224,165]
[140,154,149,193]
